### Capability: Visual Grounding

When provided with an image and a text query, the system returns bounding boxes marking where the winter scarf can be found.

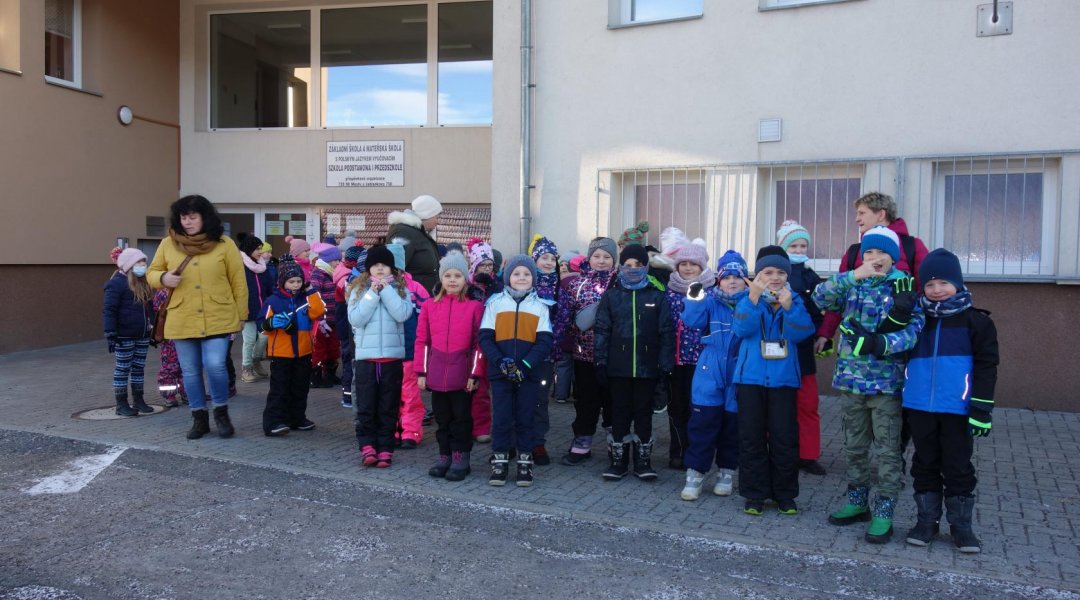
[242,252,267,273]
[921,290,972,318]
[169,230,218,256]
[714,288,743,307]
[666,268,715,295]
[508,286,532,301]
[617,265,649,290]
[535,270,559,302]
[315,258,334,276]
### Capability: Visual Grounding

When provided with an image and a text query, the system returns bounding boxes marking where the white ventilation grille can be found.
[759,118,782,143]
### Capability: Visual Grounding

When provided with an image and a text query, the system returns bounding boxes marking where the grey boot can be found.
[114,388,138,417]
[130,383,154,414]
[906,491,943,546]
[445,451,471,481]
[944,495,981,553]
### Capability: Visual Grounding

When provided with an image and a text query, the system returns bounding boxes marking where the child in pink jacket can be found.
[415,250,485,481]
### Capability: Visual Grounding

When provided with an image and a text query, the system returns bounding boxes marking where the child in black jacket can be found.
[595,244,675,481]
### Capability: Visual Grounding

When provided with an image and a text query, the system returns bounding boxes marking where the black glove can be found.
[968,397,994,438]
[879,276,917,333]
[838,319,887,358]
[595,365,608,388]
[687,282,705,300]
[106,334,117,354]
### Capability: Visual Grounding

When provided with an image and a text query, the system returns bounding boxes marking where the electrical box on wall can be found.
[977,2,1012,37]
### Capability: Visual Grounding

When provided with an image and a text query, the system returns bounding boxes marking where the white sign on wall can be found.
[326,140,405,187]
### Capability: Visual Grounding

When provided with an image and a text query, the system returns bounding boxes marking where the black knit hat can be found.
[619,243,649,266]
[277,255,305,288]
[754,245,791,276]
[365,244,396,273]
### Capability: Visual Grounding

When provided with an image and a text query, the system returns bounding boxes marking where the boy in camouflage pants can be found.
[813,226,924,544]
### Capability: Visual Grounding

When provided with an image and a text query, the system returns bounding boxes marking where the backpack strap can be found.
[899,234,917,276]
[845,243,860,272]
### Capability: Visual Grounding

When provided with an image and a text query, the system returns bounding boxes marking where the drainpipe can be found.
[519,0,533,253]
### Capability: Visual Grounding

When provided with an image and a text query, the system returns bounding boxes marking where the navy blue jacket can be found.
[244,267,274,325]
[594,279,675,379]
[788,263,823,376]
[103,272,152,339]
[902,308,999,415]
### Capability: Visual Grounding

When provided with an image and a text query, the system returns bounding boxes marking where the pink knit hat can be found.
[671,241,710,271]
[116,248,148,274]
[285,235,310,257]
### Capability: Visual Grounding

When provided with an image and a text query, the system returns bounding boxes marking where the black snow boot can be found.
[130,383,154,414]
[114,388,138,417]
[602,440,630,481]
[633,438,658,481]
[516,452,534,487]
[213,405,235,438]
[324,361,342,386]
[945,495,981,553]
[906,491,942,547]
[489,452,509,487]
[186,409,210,439]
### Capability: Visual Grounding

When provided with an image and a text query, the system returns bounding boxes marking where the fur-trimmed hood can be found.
[387,209,423,230]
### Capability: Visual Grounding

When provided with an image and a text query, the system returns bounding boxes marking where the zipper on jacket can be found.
[632,290,638,378]
[929,319,942,412]
[442,301,453,386]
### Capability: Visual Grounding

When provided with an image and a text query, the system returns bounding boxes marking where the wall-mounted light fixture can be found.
[117,105,133,126]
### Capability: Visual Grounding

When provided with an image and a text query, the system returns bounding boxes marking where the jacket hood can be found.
[649,252,675,271]
[888,218,911,237]
[387,209,423,229]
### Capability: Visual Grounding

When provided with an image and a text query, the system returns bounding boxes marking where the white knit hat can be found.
[116,248,148,274]
[411,195,443,220]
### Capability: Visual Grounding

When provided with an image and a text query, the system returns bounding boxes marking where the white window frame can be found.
[763,164,866,274]
[207,0,492,132]
[758,0,864,12]
[608,0,703,29]
[43,0,81,88]
[932,158,1058,278]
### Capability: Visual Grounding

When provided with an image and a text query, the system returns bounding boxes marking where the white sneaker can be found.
[713,469,734,496]
[680,468,706,501]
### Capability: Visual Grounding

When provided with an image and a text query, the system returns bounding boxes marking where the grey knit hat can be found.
[587,237,618,262]
[439,250,470,280]
[502,254,537,287]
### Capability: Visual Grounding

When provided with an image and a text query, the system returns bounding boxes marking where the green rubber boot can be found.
[865,496,896,544]
[828,484,871,525]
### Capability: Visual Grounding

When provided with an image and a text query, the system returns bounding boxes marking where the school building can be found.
[2,0,1077,410]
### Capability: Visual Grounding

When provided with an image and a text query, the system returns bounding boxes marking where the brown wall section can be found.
[0,265,117,354]
[0,0,180,266]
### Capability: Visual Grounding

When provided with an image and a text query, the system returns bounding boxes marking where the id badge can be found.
[760,339,788,360]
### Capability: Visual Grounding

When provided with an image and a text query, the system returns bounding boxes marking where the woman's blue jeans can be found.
[174,337,230,411]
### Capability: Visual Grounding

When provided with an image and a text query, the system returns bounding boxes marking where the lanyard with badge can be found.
[759,311,788,360]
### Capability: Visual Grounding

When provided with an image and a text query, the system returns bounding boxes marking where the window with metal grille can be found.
[634,182,705,247]
[934,158,1057,277]
[44,0,79,86]
[766,166,864,273]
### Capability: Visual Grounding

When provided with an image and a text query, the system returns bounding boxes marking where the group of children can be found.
[103,192,998,552]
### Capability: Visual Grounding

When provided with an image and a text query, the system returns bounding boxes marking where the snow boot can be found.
[829,484,871,525]
[429,454,452,478]
[865,496,896,544]
[516,452,534,487]
[680,468,705,501]
[445,451,471,481]
[186,409,210,439]
[561,435,592,465]
[489,452,509,486]
[602,439,630,481]
[906,491,943,547]
[212,405,235,438]
[632,438,658,481]
[130,383,154,414]
[114,388,138,417]
[945,495,981,553]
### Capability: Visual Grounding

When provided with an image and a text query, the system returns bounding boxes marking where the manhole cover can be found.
[72,404,171,421]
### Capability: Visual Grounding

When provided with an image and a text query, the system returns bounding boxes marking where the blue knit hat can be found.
[502,254,537,287]
[919,248,966,291]
[715,249,748,279]
[529,234,559,262]
[754,245,791,276]
[343,244,366,269]
[861,225,900,262]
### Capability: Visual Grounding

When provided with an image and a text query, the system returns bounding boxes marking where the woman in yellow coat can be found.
[148,195,248,439]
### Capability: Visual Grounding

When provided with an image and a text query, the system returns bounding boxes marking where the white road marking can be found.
[23,447,127,495]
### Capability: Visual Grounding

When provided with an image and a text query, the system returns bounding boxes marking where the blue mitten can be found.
[270,313,293,330]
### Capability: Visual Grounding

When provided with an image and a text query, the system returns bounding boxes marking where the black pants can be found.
[353,360,403,452]
[907,409,977,497]
[609,377,658,443]
[263,357,313,433]
[571,360,612,436]
[432,389,473,454]
[668,365,695,459]
[736,384,799,502]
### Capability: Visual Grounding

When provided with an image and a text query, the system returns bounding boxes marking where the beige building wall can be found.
[0,0,179,353]
[179,0,492,214]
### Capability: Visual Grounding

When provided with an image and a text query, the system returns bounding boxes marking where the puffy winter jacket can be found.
[681,288,746,411]
[666,290,704,366]
[244,265,274,326]
[414,295,485,391]
[402,272,430,362]
[261,286,326,358]
[103,272,153,339]
[732,294,815,389]
[788,263,824,376]
[387,210,440,294]
[902,308,998,416]
[147,235,248,340]
[479,290,554,382]
[348,281,415,360]
[555,267,614,362]
[812,269,925,394]
[594,279,675,379]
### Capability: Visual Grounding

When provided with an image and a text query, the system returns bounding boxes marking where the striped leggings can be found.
[113,338,150,390]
